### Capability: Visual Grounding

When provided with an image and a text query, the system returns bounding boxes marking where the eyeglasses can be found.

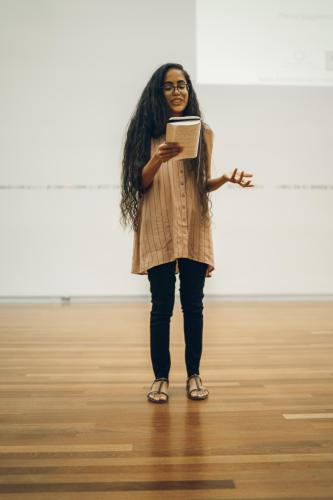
[161,82,190,94]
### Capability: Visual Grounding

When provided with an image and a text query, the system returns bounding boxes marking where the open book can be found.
[166,116,201,160]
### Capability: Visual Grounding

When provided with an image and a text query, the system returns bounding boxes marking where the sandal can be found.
[186,374,209,400]
[147,377,169,404]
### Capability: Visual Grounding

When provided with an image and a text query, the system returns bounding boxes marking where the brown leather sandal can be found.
[147,377,169,404]
[186,374,209,400]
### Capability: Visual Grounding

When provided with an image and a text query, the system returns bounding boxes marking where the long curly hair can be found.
[120,62,212,232]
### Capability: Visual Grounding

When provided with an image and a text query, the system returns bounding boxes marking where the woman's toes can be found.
[148,380,168,402]
[189,386,208,398]
[198,390,205,397]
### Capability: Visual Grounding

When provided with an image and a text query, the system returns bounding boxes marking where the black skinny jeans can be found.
[147,257,208,379]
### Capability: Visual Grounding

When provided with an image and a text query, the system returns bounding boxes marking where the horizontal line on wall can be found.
[0,185,333,190]
[0,294,332,304]
[0,185,117,190]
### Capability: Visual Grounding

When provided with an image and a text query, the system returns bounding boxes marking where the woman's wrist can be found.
[151,153,163,168]
[206,174,229,192]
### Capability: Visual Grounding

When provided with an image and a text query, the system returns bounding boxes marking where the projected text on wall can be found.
[196,0,333,86]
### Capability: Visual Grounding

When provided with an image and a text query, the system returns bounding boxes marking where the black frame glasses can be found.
[160,83,191,94]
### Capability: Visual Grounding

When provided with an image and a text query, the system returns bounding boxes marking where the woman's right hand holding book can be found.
[154,142,183,163]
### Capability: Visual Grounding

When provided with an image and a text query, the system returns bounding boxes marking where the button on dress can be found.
[131,130,215,278]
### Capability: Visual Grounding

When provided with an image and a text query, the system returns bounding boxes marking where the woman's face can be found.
[162,68,189,117]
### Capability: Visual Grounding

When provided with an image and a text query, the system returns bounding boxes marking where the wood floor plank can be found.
[0,445,133,453]
[283,413,333,419]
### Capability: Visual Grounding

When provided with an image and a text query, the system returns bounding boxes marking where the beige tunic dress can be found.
[131,133,215,278]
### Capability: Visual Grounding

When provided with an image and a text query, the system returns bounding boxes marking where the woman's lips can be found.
[171,99,182,105]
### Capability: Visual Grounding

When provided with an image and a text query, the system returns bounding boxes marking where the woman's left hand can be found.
[222,169,254,187]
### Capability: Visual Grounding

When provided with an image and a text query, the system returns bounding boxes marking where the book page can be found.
[166,121,201,160]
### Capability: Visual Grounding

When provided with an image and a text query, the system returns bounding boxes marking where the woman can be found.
[120,63,254,403]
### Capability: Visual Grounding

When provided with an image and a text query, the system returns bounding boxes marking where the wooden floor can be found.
[0,300,333,499]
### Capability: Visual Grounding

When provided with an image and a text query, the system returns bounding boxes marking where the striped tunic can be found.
[131,127,215,278]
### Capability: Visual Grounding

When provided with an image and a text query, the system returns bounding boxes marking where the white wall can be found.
[198,84,333,295]
[0,0,332,299]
